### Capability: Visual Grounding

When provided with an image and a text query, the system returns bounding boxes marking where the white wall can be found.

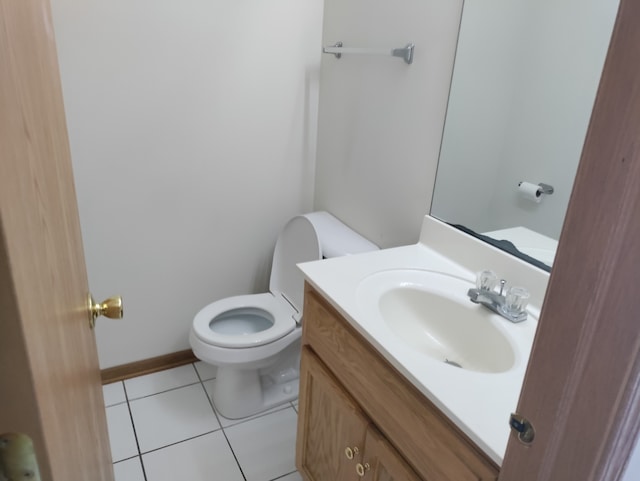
[431,0,618,239]
[313,0,463,248]
[51,0,324,368]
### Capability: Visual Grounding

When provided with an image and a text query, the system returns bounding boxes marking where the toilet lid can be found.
[269,216,321,316]
[192,293,297,348]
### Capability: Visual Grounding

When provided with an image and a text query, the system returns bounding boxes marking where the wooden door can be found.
[361,426,422,481]
[0,1,114,480]
[296,348,369,481]
[500,0,640,480]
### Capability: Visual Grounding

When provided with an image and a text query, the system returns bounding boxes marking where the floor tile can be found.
[113,457,145,481]
[274,472,303,481]
[203,379,289,428]
[105,404,139,462]
[193,361,218,381]
[103,382,126,407]
[130,383,220,453]
[143,431,244,481]
[225,407,298,481]
[124,364,199,400]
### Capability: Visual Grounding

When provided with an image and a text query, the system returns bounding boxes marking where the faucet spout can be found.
[467,287,528,323]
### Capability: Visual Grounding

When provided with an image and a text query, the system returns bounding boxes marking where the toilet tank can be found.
[269,211,379,320]
[303,211,379,258]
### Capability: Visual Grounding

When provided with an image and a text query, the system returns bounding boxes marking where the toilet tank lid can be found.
[302,212,379,258]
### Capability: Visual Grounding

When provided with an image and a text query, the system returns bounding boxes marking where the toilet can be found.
[189,211,378,419]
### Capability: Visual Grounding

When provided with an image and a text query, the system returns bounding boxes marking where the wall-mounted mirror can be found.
[430,0,620,270]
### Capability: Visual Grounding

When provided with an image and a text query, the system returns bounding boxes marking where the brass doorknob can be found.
[88,295,123,329]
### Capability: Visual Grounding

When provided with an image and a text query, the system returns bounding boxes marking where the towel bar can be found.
[322,42,415,65]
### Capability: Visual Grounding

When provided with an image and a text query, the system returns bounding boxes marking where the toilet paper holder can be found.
[518,182,554,196]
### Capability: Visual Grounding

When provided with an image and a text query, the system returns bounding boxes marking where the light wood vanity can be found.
[296,284,500,481]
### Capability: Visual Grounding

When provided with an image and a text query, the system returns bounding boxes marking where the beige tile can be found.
[225,407,298,481]
[143,431,244,481]
[106,404,138,462]
[103,381,126,407]
[113,457,145,481]
[130,384,220,453]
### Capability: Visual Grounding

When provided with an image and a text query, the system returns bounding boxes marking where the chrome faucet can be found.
[467,271,529,323]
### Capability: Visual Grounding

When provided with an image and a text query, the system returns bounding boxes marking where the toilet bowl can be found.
[189,211,378,419]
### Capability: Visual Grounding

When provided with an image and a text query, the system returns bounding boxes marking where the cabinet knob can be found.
[344,446,359,460]
[356,462,370,477]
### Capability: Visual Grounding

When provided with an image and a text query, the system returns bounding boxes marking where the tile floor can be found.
[103,362,301,481]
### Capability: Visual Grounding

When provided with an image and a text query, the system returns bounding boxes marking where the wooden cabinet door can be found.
[361,426,422,481]
[296,347,369,481]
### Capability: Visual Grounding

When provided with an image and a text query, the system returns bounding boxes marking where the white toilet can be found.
[189,211,378,419]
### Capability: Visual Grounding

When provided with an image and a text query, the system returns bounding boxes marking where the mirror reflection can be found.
[430,0,620,270]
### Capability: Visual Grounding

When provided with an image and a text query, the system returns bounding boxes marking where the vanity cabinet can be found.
[297,346,421,481]
[296,284,500,481]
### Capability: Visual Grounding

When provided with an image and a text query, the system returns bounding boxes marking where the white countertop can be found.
[483,226,558,266]
[298,217,548,465]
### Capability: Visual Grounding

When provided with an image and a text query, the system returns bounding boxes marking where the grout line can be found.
[189,362,200,380]
[137,429,223,456]
[125,380,203,402]
[112,454,139,464]
[221,430,247,481]
[103,380,128,408]
[122,383,148,481]
[138,455,148,481]
[192,362,217,383]
[199,382,247,481]
[269,470,299,481]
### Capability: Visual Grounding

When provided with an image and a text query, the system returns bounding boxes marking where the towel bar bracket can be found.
[392,43,414,65]
[327,41,343,59]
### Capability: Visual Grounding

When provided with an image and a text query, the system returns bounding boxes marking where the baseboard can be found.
[101,349,198,385]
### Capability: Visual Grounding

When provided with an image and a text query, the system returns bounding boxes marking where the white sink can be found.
[356,269,516,373]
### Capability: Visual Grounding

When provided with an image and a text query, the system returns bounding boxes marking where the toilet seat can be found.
[192,292,297,349]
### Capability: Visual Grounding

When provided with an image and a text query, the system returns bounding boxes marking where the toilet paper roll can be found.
[518,181,542,203]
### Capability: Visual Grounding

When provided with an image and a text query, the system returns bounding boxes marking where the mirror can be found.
[430,0,620,270]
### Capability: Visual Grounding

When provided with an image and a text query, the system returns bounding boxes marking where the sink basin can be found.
[356,270,516,373]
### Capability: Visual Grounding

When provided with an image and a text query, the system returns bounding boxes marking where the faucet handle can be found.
[502,286,530,317]
[476,270,498,291]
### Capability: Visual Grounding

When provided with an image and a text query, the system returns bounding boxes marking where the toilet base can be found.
[211,367,299,419]
[209,339,301,419]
